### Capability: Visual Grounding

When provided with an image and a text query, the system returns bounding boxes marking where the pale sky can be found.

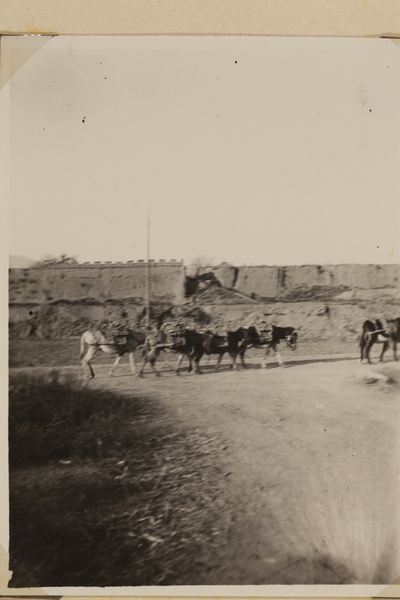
[4,36,400,266]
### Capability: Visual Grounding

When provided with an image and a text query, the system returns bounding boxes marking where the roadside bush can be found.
[9,372,162,467]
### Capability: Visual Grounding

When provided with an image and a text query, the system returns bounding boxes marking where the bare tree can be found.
[35,254,78,266]
[185,256,215,278]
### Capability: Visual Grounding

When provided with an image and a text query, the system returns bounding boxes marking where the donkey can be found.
[80,327,146,378]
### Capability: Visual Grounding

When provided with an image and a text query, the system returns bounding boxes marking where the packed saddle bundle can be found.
[250,320,273,344]
[256,321,273,343]
[207,326,229,349]
[96,320,129,346]
[161,320,188,346]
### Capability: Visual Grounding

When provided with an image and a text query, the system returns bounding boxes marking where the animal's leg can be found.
[109,354,122,376]
[360,338,365,362]
[260,345,270,368]
[269,344,285,367]
[260,353,267,368]
[175,353,185,375]
[189,349,203,374]
[365,340,374,365]
[394,341,398,361]
[192,355,202,374]
[275,348,285,367]
[260,345,271,368]
[215,353,224,370]
[238,348,246,368]
[150,357,161,376]
[379,341,389,363]
[128,352,136,375]
[82,346,96,379]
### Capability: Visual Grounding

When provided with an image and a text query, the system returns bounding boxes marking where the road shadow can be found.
[199,355,360,372]
[284,356,360,367]
[86,355,362,378]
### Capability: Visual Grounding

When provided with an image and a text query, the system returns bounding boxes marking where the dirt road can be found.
[51,351,398,585]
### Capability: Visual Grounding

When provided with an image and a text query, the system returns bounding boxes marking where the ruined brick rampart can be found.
[204,263,400,300]
[9,260,184,308]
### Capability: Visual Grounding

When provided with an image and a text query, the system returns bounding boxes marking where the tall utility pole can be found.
[145,205,151,327]
[277,267,281,300]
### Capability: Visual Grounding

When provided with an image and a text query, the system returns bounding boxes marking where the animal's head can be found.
[285,326,301,350]
[386,317,400,336]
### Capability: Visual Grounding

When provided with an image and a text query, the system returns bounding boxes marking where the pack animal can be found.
[80,327,146,378]
[201,328,247,370]
[244,324,299,368]
[360,318,399,364]
[138,324,206,376]
[387,317,400,361]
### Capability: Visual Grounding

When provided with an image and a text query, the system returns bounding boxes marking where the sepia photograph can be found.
[3,34,400,589]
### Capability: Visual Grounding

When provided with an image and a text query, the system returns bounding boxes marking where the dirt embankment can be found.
[9,296,399,352]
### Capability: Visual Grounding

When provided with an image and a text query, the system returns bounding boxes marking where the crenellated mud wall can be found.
[9,260,185,306]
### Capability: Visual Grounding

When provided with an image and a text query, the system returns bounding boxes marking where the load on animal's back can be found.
[159,320,188,347]
[245,321,274,347]
[138,318,206,376]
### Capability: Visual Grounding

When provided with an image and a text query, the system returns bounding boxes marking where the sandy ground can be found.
[12,345,399,585]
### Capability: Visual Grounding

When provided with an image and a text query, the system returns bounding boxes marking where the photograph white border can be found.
[1,1,400,598]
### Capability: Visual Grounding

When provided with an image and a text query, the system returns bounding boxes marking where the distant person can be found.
[26,311,38,337]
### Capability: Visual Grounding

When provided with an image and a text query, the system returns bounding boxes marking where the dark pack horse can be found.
[201,328,248,371]
[244,324,300,368]
[360,318,400,364]
[80,327,146,378]
[138,324,206,376]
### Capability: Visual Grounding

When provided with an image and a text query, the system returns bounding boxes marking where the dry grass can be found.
[9,371,229,586]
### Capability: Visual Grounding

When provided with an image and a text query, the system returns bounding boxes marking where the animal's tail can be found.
[79,334,86,359]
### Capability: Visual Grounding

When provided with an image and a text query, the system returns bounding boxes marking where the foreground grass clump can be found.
[9,371,156,467]
[9,372,228,586]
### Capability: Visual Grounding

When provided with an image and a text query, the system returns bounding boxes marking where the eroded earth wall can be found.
[9,261,399,326]
[202,263,399,299]
[9,260,185,319]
